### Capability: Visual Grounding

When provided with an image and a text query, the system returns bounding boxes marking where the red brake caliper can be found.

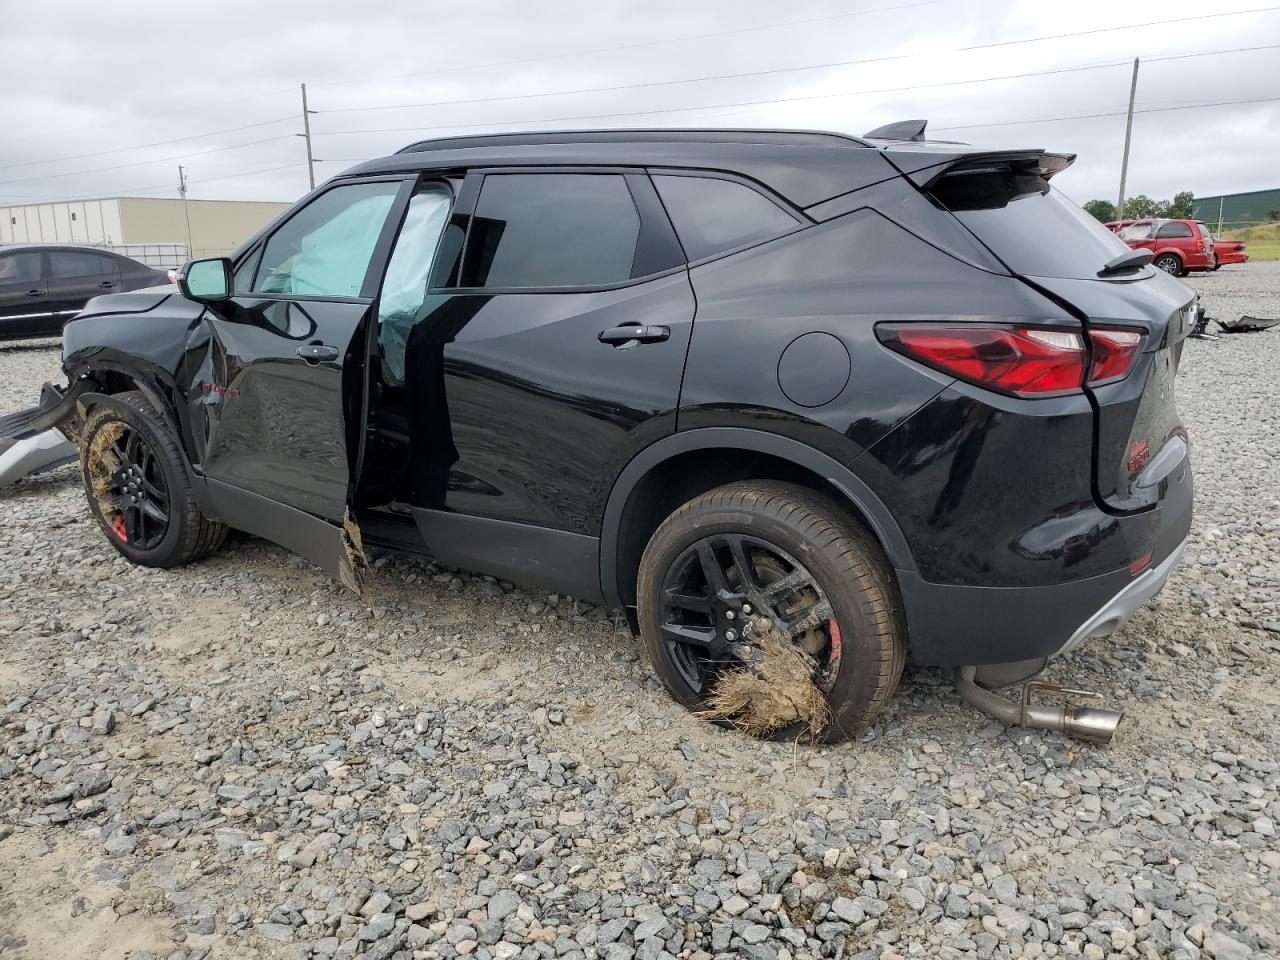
[111,514,128,543]
[827,617,843,684]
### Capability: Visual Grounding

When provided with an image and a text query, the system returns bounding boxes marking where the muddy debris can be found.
[700,620,830,740]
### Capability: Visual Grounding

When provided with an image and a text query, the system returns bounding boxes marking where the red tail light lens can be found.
[1087,328,1144,383]
[879,324,1085,397]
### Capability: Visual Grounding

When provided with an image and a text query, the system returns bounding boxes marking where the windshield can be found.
[1118,222,1155,241]
[941,182,1135,280]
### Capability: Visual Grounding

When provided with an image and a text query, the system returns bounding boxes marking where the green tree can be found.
[1084,199,1117,223]
[1166,191,1195,218]
[1122,195,1162,219]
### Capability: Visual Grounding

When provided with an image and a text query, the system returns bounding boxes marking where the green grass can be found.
[1222,222,1280,261]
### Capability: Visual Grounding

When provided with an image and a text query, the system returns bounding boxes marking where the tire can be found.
[637,480,905,743]
[79,391,227,568]
[1153,253,1184,276]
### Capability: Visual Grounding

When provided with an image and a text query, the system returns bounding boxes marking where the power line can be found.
[316,8,1280,118]
[315,43,1279,138]
[311,0,945,91]
[932,95,1280,132]
[0,136,297,187]
[0,162,308,207]
[0,116,297,173]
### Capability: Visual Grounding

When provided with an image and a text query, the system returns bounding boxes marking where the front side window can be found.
[1156,222,1193,239]
[462,173,640,288]
[378,184,454,386]
[1118,222,1154,241]
[49,251,116,279]
[0,252,42,284]
[653,174,799,261]
[253,182,400,297]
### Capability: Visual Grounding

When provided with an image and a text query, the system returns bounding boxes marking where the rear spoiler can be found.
[898,150,1077,189]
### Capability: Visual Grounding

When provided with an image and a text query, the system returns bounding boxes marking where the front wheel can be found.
[637,481,905,743]
[80,391,227,568]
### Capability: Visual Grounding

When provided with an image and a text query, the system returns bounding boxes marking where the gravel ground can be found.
[1,264,1277,960]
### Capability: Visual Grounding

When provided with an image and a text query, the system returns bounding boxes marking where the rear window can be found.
[935,171,1132,280]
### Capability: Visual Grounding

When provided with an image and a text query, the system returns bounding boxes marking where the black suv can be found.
[37,125,1193,742]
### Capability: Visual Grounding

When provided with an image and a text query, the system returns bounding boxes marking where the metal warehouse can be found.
[0,196,291,266]
[1192,187,1280,231]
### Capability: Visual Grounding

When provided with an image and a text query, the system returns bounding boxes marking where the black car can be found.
[35,124,1193,743]
[0,244,170,341]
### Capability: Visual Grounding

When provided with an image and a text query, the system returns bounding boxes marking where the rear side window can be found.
[1156,222,1192,239]
[935,171,1131,280]
[653,174,799,261]
[462,173,640,288]
[49,251,116,278]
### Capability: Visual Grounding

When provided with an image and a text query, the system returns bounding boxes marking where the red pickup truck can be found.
[1105,218,1216,276]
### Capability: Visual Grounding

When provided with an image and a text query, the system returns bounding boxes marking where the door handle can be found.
[98,280,116,289]
[25,289,42,298]
[297,343,340,363]
[598,324,671,347]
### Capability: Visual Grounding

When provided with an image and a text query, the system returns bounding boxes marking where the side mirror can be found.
[179,257,233,302]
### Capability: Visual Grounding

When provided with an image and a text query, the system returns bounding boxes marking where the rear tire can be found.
[79,391,227,568]
[637,481,905,743]
[1153,253,1184,276]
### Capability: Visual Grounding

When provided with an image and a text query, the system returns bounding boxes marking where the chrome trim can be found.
[1055,539,1187,656]
[0,311,55,321]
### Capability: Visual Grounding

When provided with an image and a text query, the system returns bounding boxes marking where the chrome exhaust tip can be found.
[953,667,1123,744]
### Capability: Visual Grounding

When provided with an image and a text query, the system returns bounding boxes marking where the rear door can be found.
[47,249,121,320]
[186,177,413,583]
[397,168,693,581]
[0,250,51,338]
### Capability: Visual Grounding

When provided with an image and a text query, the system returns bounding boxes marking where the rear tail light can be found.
[877,324,1145,398]
[1087,328,1144,383]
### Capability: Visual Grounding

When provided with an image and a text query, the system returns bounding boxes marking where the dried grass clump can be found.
[86,421,126,519]
[700,623,829,740]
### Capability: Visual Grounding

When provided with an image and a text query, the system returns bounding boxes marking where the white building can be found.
[0,196,292,267]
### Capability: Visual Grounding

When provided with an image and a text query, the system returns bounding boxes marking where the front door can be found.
[46,249,121,322]
[185,178,412,560]
[0,250,51,339]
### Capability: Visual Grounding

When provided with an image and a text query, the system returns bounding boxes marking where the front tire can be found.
[637,481,905,743]
[80,391,227,568]
[1153,253,1184,276]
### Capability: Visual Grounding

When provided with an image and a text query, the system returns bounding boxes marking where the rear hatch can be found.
[917,152,1193,513]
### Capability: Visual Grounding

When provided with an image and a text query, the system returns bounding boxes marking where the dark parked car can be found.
[0,244,170,341]
[34,124,1193,743]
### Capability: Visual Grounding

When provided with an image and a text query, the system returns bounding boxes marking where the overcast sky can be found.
[2,0,1277,210]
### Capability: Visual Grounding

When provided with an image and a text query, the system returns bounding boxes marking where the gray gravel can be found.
[1,264,1277,960]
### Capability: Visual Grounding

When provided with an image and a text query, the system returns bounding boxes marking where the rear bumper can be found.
[899,455,1192,666]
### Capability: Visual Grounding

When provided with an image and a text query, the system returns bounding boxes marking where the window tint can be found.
[254,182,400,297]
[233,246,262,293]
[0,252,42,284]
[943,184,1131,280]
[462,173,640,288]
[49,251,116,278]
[653,175,799,261]
[378,184,454,386]
[1156,222,1193,239]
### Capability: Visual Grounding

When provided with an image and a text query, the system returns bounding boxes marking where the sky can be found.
[1,0,1278,210]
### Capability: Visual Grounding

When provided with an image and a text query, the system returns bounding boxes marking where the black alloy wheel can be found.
[79,391,227,568]
[92,423,171,549]
[657,534,841,696]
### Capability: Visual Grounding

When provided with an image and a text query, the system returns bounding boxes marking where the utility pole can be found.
[1115,57,1140,221]
[178,165,194,261]
[299,82,317,190]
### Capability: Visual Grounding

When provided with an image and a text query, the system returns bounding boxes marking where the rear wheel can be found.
[80,391,226,568]
[1153,253,1184,276]
[637,481,905,743]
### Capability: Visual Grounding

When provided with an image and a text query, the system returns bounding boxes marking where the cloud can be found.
[1,0,1276,207]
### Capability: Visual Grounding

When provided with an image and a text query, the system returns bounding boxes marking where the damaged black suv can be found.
[37,124,1194,743]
